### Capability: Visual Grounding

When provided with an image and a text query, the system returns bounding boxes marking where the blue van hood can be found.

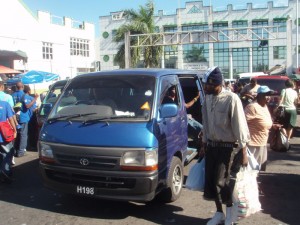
[40,121,157,148]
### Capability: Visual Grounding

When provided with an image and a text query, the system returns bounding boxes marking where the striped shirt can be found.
[244,102,273,146]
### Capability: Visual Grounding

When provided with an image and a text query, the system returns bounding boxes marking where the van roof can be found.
[77,68,203,79]
[238,72,267,78]
[254,75,289,80]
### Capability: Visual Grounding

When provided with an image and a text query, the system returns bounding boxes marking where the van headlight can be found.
[120,149,158,171]
[38,142,55,163]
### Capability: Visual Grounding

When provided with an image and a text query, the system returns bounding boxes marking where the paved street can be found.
[1,117,300,225]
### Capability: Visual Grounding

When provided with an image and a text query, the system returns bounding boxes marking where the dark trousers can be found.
[0,142,14,177]
[204,146,242,204]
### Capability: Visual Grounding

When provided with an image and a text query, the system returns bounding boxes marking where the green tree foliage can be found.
[184,46,207,63]
[113,0,162,68]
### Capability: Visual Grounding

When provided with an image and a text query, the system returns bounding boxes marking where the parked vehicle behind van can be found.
[38,69,204,202]
[237,72,268,85]
[37,79,69,128]
[255,75,289,114]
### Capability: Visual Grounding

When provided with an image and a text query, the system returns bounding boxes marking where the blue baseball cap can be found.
[257,86,274,95]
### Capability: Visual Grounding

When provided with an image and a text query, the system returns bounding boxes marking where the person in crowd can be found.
[240,78,260,107]
[15,85,38,157]
[278,79,298,140]
[201,66,250,225]
[0,82,14,108]
[11,81,24,105]
[162,85,203,140]
[244,86,276,171]
[10,85,16,94]
[234,82,245,97]
[0,100,17,183]
[0,81,19,165]
[224,81,233,92]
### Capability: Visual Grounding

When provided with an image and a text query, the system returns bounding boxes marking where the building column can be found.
[249,47,253,73]
[161,47,165,68]
[177,45,183,69]
[229,49,233,79]
[209,43,214,68]
[286,18,293,75]
[125,32,131,69]
[176,4,183,69]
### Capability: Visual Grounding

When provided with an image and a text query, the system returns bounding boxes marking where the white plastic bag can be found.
[185,158,205,191]
[247,148,260,170]
[232,167,261,221]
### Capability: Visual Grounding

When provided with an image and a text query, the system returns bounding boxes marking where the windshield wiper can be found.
[48,113,97,123]
[83,115,136,125]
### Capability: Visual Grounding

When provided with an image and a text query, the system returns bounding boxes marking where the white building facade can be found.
[98,0,300,78]
[0,0,96,80]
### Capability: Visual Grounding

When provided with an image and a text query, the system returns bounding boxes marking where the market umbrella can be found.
[6,70,60,85]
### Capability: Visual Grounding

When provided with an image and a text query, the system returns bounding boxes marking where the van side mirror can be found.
[40,103,53,117]
[160,103,178,118]
[40,91,48,102]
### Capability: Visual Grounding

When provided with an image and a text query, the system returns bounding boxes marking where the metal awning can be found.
[0,65,21,74]
[0,50,28,62]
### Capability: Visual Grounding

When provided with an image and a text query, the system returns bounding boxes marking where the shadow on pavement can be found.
[258,172,300,225]
[259,125,300,225]
[0,157,206,225]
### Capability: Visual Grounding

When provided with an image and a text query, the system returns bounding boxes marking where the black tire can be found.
[158,156,183,203]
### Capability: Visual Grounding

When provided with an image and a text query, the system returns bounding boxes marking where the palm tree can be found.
[113,0,162,68]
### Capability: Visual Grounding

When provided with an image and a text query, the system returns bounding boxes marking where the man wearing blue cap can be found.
[201,66,250,225]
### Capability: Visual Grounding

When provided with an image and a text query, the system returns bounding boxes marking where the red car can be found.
[254,75,290,115]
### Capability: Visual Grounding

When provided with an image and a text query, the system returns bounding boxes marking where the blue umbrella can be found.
[7,70,59,85]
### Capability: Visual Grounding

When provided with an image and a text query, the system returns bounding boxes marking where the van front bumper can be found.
[39,162,159,202]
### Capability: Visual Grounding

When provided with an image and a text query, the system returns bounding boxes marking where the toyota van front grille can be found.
[55,154,118,170]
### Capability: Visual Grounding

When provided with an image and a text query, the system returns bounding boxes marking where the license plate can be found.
[76,186,95,195]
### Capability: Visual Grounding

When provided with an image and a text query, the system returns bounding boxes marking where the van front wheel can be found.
[159,156,183,203]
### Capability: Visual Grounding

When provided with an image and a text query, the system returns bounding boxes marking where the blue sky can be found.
[22,0,289,37]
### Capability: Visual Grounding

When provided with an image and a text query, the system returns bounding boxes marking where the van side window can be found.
[162,85,180,105]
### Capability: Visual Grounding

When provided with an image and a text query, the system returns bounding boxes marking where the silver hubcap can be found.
[172,164,182,195]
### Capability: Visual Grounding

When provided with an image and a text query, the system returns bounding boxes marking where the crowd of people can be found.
[200,67,298,225]
[0,81,39,183]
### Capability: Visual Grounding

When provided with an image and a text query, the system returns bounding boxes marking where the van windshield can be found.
[48,75,155,122]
